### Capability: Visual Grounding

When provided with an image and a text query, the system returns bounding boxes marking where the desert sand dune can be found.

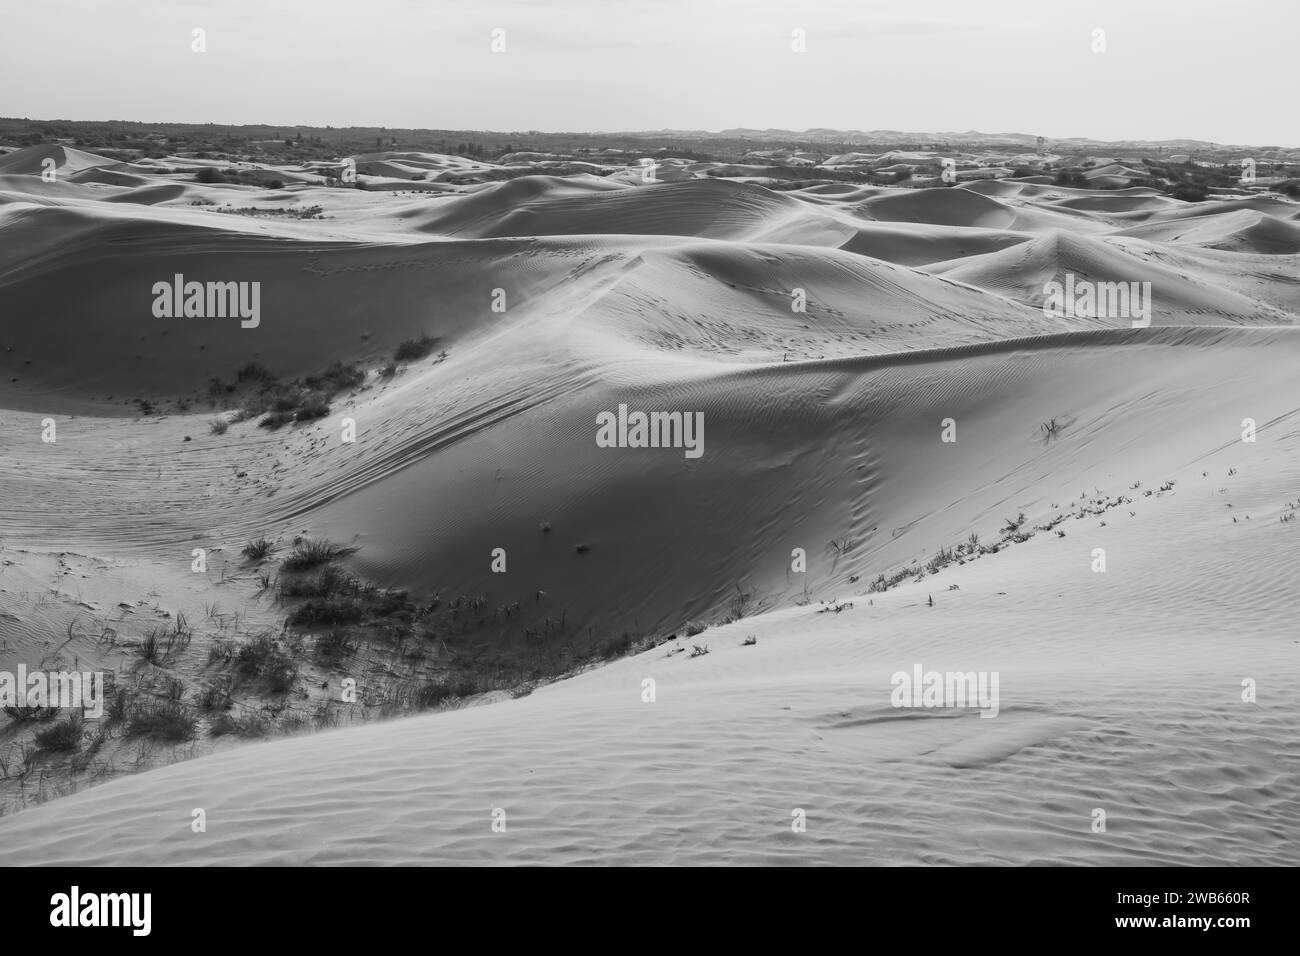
[1,142,1297,864]
[928,229,1296,321]
[0,366,1295,863]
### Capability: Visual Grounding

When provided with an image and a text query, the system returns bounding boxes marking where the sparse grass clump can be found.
[279,563,352,598]
[303,360,365,395]
[242,537,275,561]
[136,627,165,665]
[3,705,59,723]
[292,392,332,421]
[126,700,199,741]
[233,632,299,693]
[287,597,366,627]
[210,712,272,738]
[209,417,229,435]
[393,334,439,362]
[314,628,359,663]
[35,713,85,752]
[926,545,956,574]
[258,409,295,429]
[236,361,275,383]
[281,539,355,571]
[195,677,234,713]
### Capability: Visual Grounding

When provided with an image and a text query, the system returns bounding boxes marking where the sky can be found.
[4,0,1296,145]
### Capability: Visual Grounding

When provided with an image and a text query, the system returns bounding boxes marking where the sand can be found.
[0,145,1297,864]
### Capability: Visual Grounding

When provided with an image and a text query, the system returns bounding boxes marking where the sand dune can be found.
[928,229,1296,321]
[0,143,118,176]
[0,141,1297,864]
[1,339,1296,863]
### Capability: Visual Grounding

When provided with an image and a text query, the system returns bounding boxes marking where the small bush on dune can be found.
[210,712,271,738]
[303,361,364,394]
[35,713,85,751]
[258,409,296,430]
[3,705,59,723]
[314,628,359,663]
[195,678,233,713]
[393,334,439,362]
[281,539,355,571]
[293,392,332,421]
[236,361,275,384]
[269,390,304,413]
[287,598,366,627]
[194,166,227,184]
[280,563,353,598]
[242,537,275,561]
[232,633,299,693]
[126,700,199,741]
[209,417,229,435]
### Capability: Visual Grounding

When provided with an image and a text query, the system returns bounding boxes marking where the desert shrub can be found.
[233,633,298,693]
[209,417,229,435]
[126,700,199,740]
[210,712,271,737]
[287,598,365,627]
[294,392,331,421]
[393,334,438,362]
[258,409,295,430]
[136,627,165,665]
[194,166,226,184]
[3,705,59,723]
[303,361,364,394]
[280,563,353,598]
[35,713,85,751]
[270,390,304,413]
[314,628,359,663]
[236,361,275,383]
[282,539,354,571]
[195,678,233,713]
[242,537,275,561]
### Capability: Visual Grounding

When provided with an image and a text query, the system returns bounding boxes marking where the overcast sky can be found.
[5,0,1294,145]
